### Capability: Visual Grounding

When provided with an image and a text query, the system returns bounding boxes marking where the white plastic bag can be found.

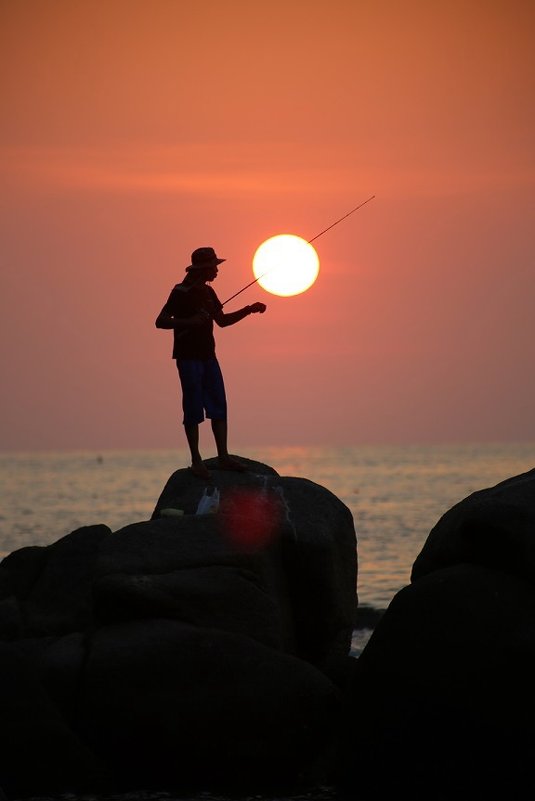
[196,487,220,514]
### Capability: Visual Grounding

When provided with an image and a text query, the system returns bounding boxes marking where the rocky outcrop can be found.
[340,467,535,800]
[78,619,340,789]
[0,458,357,796]
[153,456,358,664]
[0,638,105,796]
[411,466,535,583]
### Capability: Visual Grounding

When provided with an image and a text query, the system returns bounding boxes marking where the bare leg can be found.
[211,419,246,471]
[211,419,228,459]
[184,423,211,479]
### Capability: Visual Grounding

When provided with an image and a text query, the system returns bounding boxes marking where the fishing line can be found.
[222,194,375,306]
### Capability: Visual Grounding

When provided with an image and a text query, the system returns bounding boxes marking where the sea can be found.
[1,442,534,801]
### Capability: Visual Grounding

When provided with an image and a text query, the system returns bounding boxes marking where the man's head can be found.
[186,247,225,281]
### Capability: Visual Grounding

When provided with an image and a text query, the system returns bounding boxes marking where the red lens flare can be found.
[220,488,283,551]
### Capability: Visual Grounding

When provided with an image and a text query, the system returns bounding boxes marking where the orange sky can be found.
[1,0,534,450]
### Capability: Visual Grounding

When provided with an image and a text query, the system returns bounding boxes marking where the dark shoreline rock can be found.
[152,459,358,665]
[340,467,535,800]
[353,604,384,630]
[412,466,535,584]
[8,457,532,799]
[0,458,357,797]
[79,619,342,790]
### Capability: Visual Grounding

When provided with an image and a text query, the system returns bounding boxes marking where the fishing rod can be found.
[222,194,375,306]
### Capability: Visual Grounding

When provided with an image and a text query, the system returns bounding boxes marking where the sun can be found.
[252,234,320,297]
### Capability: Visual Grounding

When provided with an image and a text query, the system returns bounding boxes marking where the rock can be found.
[152,455,279,516]
[94,565,285,650]
[339,468,535,800]
[0,524,111,637]
[93,513,297,651]
[272,476,357,664]
[0,641,105,796]
[78,618,342,790]
[341,563,535,799]
[0,457,357,795]
[412,467,535,583]
[21,632,89,725]
[0,595,23,640]
[97,513,278,576]
[152,463,358,664]
[0,544,47,599]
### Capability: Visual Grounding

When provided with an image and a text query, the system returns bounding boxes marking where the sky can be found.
[1,0,534,451]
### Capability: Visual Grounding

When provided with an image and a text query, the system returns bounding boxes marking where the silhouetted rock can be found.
[152,460,358,664]
[0,457,357,795]
[152,455,278,516]
[0,595,22,640]
[412,467,535,583]
[0,640,105,796]
[78,618,341,789]
[340,468,535,800]
[0,524,111,637]
[94,561,285,650]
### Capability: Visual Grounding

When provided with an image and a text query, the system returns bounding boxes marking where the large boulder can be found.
[342,563,535,799]
[152,455,279,516]
[152,458,358,664]
[78,618,341,789]
[94,564,284,650]
[0,524,111,637]
[412,467,535,583]
[340,468,535,800]
[93,513,297,652]
[0,641,105,796]
[0,457,357,795]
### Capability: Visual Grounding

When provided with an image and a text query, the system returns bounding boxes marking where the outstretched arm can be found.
[213,302,266,328]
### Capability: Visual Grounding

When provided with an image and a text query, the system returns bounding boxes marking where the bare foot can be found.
[190,462,212,480]
[217,455,247,472]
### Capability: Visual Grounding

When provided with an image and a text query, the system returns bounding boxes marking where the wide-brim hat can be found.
[186,246,226,271]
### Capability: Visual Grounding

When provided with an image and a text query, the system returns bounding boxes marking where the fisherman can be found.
[156,246,266,479]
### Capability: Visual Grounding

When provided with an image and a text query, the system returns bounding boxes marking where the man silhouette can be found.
[156,246,266,479]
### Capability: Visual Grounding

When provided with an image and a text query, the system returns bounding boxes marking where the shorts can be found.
[176,358,227,426]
